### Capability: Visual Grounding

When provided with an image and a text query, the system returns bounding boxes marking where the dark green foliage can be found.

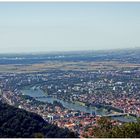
[0,102,78,138]
[107,122,140,138]
[93,117,140,138]
[34,133,44,138]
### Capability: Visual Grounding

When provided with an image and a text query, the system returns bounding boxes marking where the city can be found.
[1,2,140,138]
[0,49,140,137]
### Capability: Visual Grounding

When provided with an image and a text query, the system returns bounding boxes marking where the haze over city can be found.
[0,2,140,53]
[1,2,140,138]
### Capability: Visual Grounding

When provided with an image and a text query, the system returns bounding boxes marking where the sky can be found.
[0,2,140,53]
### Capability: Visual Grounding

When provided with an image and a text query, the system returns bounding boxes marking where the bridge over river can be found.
[21,87,137,122]
[103,113,129,117]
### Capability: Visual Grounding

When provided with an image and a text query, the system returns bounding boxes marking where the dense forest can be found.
[0,101,78,138]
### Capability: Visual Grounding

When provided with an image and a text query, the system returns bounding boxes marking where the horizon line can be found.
[0,46,140,55]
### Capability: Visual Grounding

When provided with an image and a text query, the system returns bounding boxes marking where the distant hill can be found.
[0,101,78,138]
[1,48,140,64]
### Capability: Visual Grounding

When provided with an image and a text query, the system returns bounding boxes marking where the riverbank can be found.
[20,86,138,123]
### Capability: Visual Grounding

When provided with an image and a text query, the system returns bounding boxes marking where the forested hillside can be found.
[0,102,77,138]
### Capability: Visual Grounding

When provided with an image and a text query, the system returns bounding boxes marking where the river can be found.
[21,87,137,122]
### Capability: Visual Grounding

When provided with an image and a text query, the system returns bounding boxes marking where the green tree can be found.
[34,133,44,138]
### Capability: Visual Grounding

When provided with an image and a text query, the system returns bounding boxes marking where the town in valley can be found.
[0,49,140,138]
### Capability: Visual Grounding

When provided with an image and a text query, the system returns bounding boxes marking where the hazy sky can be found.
[0,2,140,53]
